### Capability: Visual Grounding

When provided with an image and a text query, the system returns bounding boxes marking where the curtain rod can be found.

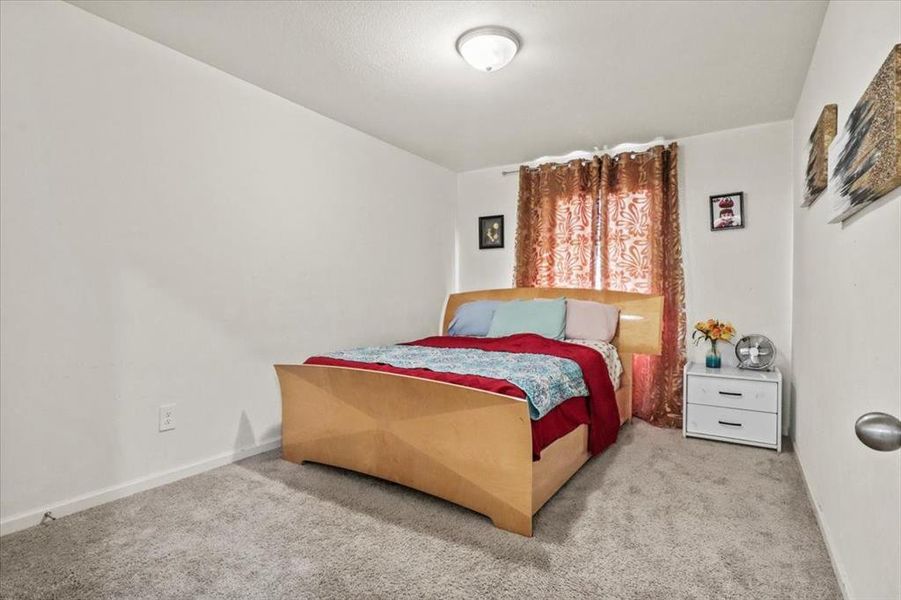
[500,139,671,176]
[500,148,655,176]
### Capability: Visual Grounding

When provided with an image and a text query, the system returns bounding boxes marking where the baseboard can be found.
[792,440,851,600]
[0,438,281,537]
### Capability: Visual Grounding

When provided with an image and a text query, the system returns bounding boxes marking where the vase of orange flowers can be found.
[692,318,736,368]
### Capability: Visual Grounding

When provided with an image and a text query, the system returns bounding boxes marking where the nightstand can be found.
[683,363,782,452]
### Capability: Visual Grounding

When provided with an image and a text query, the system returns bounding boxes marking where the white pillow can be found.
[564,299,620,342]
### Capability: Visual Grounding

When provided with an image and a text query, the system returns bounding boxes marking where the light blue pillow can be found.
[487,298,566,340]
[448,301,502,336]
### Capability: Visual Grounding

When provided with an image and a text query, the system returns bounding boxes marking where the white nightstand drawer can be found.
[685,404,778,445]
[686,375,777,413]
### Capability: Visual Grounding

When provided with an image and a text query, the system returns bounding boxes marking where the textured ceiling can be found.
[69,0,827,171]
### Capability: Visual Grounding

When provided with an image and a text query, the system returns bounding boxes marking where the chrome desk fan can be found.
[734,334,776,370]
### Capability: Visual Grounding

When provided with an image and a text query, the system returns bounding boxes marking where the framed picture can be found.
[478,215,504,249]
[709,192,744,231]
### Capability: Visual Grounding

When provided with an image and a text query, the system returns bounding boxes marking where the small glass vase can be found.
[706,341,722,369]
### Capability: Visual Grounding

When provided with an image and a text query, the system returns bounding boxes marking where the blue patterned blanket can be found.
[323,345,588,420]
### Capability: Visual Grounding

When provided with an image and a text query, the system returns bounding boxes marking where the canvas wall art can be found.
[829,44,901,223]
[802,104,837,207]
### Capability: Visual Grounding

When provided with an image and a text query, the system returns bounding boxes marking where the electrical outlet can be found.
[159,404,176,432]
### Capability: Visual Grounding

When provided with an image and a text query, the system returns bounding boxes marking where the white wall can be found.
[454,168,517,292]
[0,1,455,532]
[456,121,794,379]
[790,2,901,598]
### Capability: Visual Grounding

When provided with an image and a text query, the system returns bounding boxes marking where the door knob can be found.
[855,412,901,452]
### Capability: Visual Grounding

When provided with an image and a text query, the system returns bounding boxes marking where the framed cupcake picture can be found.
[709,192,744,231]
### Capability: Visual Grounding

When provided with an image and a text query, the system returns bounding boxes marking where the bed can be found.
[275,287,663,536]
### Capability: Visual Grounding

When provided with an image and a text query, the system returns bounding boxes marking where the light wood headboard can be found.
[442,288,663,355]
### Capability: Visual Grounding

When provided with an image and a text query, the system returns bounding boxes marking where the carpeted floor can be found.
[0,422,840,599]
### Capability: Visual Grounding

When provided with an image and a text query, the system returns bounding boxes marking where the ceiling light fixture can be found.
[456,26,520,73]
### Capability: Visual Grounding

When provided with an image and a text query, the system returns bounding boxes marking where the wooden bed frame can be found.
[275,288,662,536]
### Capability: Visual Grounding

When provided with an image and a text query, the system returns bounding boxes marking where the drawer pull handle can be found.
[718,420,743,427]
[718,391,743,397]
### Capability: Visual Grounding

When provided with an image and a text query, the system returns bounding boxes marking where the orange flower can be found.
[694,317,738,345]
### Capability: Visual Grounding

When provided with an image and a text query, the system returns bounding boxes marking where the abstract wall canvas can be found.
[802,104,837,207]
[829,44,901,223]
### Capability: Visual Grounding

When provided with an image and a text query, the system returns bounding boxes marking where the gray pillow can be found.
[448,301,502,336]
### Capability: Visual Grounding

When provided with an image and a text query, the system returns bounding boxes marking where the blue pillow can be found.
[448,301,502,336]
[487,298,566,340]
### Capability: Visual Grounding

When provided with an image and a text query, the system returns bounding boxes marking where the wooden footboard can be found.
[275,364,536,536]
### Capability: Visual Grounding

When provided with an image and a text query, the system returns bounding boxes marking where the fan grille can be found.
[735,335,776,370]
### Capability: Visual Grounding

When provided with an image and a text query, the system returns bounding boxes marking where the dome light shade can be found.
[456,27,520,73]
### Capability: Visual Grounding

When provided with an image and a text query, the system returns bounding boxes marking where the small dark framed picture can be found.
[478,215,504,249]
[709,192,744,231]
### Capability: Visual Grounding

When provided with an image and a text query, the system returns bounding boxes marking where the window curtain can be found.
[513,160,600,288]
[598,144,685,427]
[513,143,686,427]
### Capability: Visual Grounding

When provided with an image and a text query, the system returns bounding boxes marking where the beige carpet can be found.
[0,422,840,599]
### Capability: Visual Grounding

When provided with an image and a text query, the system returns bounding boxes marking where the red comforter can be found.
[305,333,619,460]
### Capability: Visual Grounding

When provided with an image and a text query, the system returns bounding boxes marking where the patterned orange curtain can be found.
[513,160,600,288]
[513,144,686,427]
[598,144,685,427]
